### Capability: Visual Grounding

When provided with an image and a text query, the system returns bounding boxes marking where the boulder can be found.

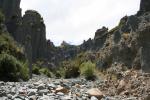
[117,79,126,94]
[55,86,69,94]
[93,26,108,49]
[87,88,104,99]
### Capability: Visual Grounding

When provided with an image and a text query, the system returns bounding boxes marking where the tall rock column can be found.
[21,10,47,61]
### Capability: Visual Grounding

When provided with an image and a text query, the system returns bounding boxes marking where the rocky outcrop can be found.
[0,0,49,63]
[80,38,93,51]
[20,10,47,61]
[94,26,108,49]
[79,0,150,73]
[80,27,108,51]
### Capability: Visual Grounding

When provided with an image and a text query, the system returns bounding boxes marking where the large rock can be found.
[20,10,47,61]
[94,26,108,49]
[87,88,104,99]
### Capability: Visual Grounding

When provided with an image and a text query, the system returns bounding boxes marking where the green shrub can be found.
[32,65,40,75]
[80,61,96,80]
[0,33,26,61]
[20,61,29,81]
[39,68,51,77]
[59,60,80,78]
[0,53,29,81]
[55,67,66,78]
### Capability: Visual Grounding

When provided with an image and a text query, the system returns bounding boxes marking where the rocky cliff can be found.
[17,10,47,61]
[79,0,150,73]
[0,0,21,36]
[0,0,49,63]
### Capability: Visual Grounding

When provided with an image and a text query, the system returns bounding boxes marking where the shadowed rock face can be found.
[0,0,48,62]
[21,10,47,61]
[94,27,108,49]
[0,0,21,35]
[138,24,150,73]
[0,0,21,20]
[140,0,150,12]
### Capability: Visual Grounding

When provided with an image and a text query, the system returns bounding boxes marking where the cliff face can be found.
[16,10,47,61]
[79,0,150,73]
[0,0,49,63]
[0,0,22,36]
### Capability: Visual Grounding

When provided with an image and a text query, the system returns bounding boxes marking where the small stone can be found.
[47,93,55,96]
[55,86,69,93]
[47,83,56,89]
[0,81,4,86]
[28,91,36,96]
[38,89,49,96]
[37,83,45,90]
[33,81,42,86]
[91,96,98,100]
[61,95,72,100]
[82,96,87,100]
[75,84,81,88]
[26,84,34,88]
[39,95,50,100]
[87,88,104,99]
[0,97,8,100]
[0,91,6,97]
[56,92,64,96]
[117,79,126,94]
[28,95,37,100]
[7,94,12,99]
[19,87,27,95]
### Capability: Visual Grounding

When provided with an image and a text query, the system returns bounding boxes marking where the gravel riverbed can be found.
[0,70,150,100]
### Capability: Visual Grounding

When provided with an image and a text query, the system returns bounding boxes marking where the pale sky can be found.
[21,0,140,46]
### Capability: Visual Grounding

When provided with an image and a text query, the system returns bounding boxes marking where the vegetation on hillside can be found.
[32,61,52,77]
[0,11,29,81]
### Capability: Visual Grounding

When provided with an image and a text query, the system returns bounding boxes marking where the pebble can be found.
[91,96,99,100]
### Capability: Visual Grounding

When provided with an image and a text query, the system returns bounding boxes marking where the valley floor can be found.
[0,70,150,100]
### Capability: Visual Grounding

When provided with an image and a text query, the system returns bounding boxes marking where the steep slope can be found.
[80,0,150,73]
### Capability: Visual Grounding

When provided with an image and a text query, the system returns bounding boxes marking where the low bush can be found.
[80,61,96,80]
[20,61,29,81]
[0,53,29,81]
[58,60,80,78]
[39,68,51,77]
[32,65,41,75]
